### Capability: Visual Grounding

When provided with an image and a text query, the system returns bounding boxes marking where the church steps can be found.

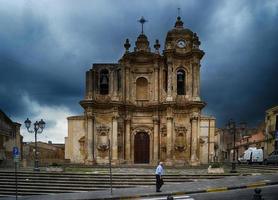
[0,175,220,181]
[0,170,225,196]
[0,179,155,186]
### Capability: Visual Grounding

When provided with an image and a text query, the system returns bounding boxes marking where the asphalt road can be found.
[141,184,278,200]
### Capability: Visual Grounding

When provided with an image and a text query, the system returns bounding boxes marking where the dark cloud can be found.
[0,0,277,132]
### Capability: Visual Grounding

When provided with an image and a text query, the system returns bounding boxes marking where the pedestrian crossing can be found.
[140,195,195,200]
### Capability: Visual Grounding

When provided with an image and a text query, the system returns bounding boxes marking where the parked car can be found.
[264,150,278,165]
[238,147,263,164]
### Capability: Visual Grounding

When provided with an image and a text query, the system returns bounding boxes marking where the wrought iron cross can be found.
[178,8,181,17]
[138,16,147,34]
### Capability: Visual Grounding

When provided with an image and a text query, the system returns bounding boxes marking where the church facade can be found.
[65,16,216,166]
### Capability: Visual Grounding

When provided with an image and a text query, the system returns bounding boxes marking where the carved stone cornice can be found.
[95,95,112,103]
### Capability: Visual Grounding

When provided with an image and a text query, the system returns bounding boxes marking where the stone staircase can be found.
[0,170,225,197]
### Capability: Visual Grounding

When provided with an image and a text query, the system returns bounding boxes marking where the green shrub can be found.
[50,163,61,167]
[210,162,222,168]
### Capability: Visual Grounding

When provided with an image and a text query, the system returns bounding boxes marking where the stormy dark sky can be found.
[0,0,277,143]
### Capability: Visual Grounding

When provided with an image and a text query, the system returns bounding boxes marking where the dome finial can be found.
[175,8,183,28]
[138,16,148,34]
[178,7,181,18]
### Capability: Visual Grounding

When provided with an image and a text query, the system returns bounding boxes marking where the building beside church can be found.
[265,105,278,156]
[0,109,22,167]
[65,16,216,166]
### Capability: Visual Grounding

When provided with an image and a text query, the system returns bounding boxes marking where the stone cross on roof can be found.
[138,16,147,34]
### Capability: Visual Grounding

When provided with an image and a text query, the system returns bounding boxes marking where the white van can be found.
[238,147,263,164]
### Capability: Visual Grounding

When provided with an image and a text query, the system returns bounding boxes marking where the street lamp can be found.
[226,119,246,173]
[24,118,46,171]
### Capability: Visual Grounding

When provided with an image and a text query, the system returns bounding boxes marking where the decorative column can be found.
[87,112,95,164]
[91,70,95,99]
[112,114,119,163]
[192,62,200,101]
[110,70,114,96]
[190,113,200,166]
[86,70,93,99]
[154,63,159,102]
[153,115,159,164]
[166,107,173,165]
[112,70,118,101]
[125,63,131,102]
[166,60,173,101]
[196,63,201,99]
[125,115,131,163]
[187,65,192,98]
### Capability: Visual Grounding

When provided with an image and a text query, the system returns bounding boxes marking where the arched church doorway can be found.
[134,132,150,163]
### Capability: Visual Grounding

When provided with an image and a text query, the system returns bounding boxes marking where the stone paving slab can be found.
[2,173,278,200]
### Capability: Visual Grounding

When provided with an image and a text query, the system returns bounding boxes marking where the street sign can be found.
[13,147,19,156]
[13,147,20,163]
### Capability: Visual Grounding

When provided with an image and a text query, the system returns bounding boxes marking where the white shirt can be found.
[155,164,164,175]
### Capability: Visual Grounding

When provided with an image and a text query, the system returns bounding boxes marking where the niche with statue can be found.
[96,125,110,158]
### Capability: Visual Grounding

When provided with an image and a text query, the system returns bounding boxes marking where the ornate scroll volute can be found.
[97,125,110,152]
[174,125,187,152]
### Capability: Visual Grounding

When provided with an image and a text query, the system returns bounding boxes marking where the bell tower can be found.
[164,14,204,102]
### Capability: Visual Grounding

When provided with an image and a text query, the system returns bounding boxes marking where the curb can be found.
[104,180,278,200]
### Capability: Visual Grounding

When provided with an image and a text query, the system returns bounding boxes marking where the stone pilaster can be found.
[192,62,200,101]
[153,115,159,164]
[112,114,119,163]
[124,115,131,162]
[190,113,200,166]
[110,70,113,96]
[91,70,95,99]
[125,63,131,102]
[154,63,159,102]
[112,70,118,101]
[166,60,173,101]
[86,113,95,164]
[166,107,173,165]
[187,66,192,99]
[86,70,93,99]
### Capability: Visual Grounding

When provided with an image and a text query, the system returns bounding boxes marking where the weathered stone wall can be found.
[66,116,85,163]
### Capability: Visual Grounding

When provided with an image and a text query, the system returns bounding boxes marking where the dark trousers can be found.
[156,174,163,191]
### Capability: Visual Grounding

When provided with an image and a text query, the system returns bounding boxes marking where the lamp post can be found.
[108,139,113,195]
[24,118,46,171]
[226,119,246,173]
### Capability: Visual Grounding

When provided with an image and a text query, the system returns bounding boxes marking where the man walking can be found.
[155,161,164,192]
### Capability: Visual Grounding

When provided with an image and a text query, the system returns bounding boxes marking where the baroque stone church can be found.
[65,16,216,166]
